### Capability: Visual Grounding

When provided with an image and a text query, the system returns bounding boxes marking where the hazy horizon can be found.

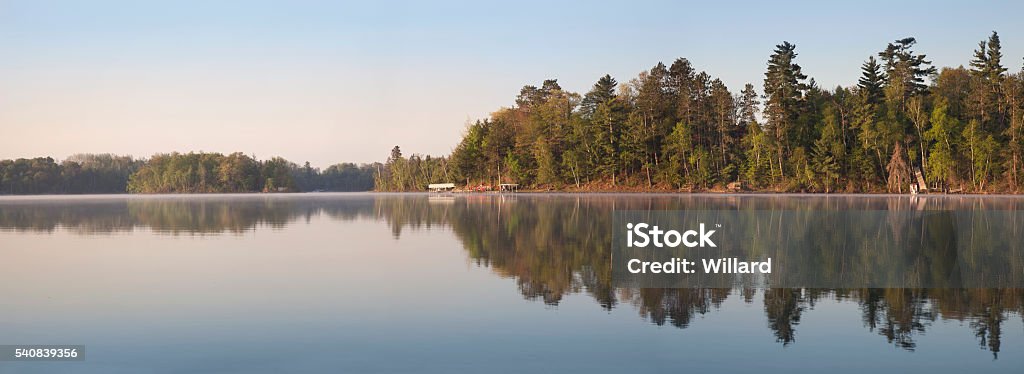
[2,0,1023,168]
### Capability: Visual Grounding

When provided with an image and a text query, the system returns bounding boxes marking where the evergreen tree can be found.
[970,31,1009,132]
[581,74,617,114]
[879,37,937,108]
[763,41,808,179]
[858,56,886,105]
[737,83,760,127]
[662,121,693,187]
[811,108,845,192]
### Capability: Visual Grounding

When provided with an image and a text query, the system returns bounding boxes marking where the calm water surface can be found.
[0,193,1022,373]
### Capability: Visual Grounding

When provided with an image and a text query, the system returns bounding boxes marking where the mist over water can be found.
[1,193,1022,373]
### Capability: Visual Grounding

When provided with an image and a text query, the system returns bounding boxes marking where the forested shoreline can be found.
[379,32,1024,193]
[0,154,142,194]
[7,33,1024,195]
[0,153,376,194]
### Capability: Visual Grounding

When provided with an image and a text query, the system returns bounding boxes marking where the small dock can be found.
[433,183,519,193]
[428,183,455,193]
[498,183,519,193]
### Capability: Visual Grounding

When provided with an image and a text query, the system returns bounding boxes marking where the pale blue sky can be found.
[1,0,1022,166]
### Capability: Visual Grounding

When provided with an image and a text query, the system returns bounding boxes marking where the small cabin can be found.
[428,183,456,192]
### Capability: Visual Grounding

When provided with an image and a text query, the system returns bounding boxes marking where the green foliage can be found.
[811,111,844,192]
[2,152,377,195]
[743,122,773,187]
[925,100,961,186]
[375,146,451,191]
[123,152,374,193]
[962,119,999,190]
[879,37,937,107]
[0,154,141,194]
[763,42,809,173]
[428,32,1024,193]
[858,56,886,104]
[128,152,273,193]
[662,122,693,187]
[317,163,377,191]
[450,120,489,183]
[13,32,1024,194]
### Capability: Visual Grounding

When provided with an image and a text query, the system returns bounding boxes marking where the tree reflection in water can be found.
[1,193,1022,357]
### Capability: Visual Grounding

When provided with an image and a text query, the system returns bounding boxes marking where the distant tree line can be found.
[0,152,376,194]
[293,160,378,193]
[0,154,142,194]
[127,152,377,193]
[429,32,1024,193]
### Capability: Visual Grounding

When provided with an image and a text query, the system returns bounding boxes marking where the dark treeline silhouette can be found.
[0,152,377,194]
[2,194,1020,357]
[384,32,1024,193]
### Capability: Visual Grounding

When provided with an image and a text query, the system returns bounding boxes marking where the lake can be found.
[1,193,1022,373]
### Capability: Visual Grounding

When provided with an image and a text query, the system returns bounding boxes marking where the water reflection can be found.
[1,193,1022,358]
